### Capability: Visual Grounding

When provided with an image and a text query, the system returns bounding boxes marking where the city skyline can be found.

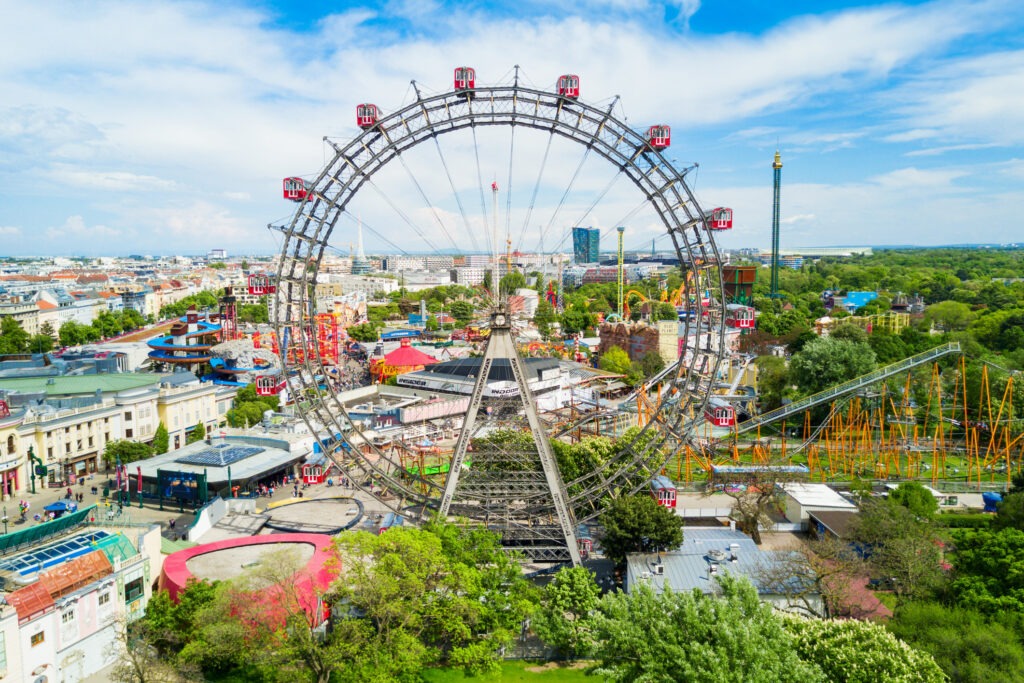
[2,0,1023,257]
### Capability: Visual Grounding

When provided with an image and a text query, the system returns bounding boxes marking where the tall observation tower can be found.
[770,150,783,298]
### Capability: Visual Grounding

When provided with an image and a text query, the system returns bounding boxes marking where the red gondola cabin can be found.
[645,125,671,150]
[725,304,756,330]
[247,274,276,296]
[557,74,580,99]
[282,177,309,202]
[705,398,736,428]
[454,67,476,91]
[650,475,678,508]
[708,207,733,230]
[356,103,379,129]
[254,375,285,397]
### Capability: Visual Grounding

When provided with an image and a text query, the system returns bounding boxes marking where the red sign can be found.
[0,400,9,418]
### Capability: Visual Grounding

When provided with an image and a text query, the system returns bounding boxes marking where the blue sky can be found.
[1,0,1022,257]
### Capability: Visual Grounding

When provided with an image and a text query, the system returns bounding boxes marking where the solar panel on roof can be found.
[175,444,263,467]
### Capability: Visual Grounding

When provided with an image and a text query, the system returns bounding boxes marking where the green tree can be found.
[925,300,975,331]
[888,602,1024,683]
[0,316,30,354]
[152,422,170,455]
[654,301,679,321]
[599,494,684,565]
[591,575,823,683]
[560,308,593,335]
[789,337,876,396]
[119,309,146,331]
[28,333,55,353]
[499,270,527,296]
[186,422,206,445]
[830,322,869,343]
[638,351,665,378]
[40,320,56,338]
[346,323,379,343]
[102,440,154,468]
[850,498,945,603]
[532,566,601,658]
[598,345,632,376]
[890,481,939,518]
[59,320,88,347]
[785,616,946,683]
[950,528,1024,614]
[994,493,1024,532]
[331,523,537,677]
[756,355,789,410]
[449,300,475,326]
[533,298,556,338]
[226,402,265,428]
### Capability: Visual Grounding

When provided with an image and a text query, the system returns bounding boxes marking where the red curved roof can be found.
[381,339,438,368]
[159,534,338,625]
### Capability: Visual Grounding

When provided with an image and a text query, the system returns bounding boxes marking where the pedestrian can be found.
[169,518,176,529]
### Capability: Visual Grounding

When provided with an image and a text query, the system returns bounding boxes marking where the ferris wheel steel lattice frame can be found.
[274,80,727,525]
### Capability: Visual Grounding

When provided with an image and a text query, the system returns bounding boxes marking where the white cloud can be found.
[0,225,22,236]
[0,0,1021,254]
[781,214,815,225]
[50,168,178,192]
[45,215,122,242]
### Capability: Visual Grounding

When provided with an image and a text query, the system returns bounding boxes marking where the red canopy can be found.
[381,339,438,369]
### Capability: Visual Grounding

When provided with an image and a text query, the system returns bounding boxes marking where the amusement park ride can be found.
[266,66,1021,565]
[272,66,731,563]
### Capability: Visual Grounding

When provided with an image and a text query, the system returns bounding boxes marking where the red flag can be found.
[137,466,143,494]
[491,181,498,191]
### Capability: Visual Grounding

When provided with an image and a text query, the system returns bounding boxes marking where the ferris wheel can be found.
[274,67,729,527]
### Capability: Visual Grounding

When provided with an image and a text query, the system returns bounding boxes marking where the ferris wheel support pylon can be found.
[439,311,582,564]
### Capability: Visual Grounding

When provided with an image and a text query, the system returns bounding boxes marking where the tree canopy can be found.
[599,493,684,565]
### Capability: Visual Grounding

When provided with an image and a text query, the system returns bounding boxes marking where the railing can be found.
[736,342,961,435]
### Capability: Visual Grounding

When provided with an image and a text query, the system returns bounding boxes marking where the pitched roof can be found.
[7,581,54,623]
[37,300,57,310]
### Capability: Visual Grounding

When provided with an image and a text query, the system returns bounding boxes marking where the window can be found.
[124,577,145,602]
[98,592,110,606]
[126,429,133,438]
[31,631,44,646]
[88,437,94,447]
[62,610,75,624]
[65,443,71,454]
[47,447,53,458]
[124,412,133,421]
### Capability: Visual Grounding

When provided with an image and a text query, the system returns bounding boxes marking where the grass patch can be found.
[423,661,597,682]
[874,591,899,611]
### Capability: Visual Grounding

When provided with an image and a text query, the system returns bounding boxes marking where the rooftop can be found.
[780,483,857,509]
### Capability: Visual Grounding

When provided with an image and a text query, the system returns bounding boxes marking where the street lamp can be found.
[2,506,8,535]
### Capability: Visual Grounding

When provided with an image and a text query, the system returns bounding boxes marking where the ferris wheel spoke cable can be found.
[471,127,495,258]
[393,153,464,255]
[338,211,410,256]
[515,131,554,255]
[552,165,630,253]
[364,178,447,255]
[431,137,481,253]
[536,146,594,254]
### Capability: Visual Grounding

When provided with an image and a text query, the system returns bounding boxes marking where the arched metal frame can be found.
[275,82,726,523]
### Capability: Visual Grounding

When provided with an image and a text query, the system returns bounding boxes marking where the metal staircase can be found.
[735,342,961,436]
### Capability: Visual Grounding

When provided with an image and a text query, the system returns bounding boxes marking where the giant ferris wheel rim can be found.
[275,75,727,523]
